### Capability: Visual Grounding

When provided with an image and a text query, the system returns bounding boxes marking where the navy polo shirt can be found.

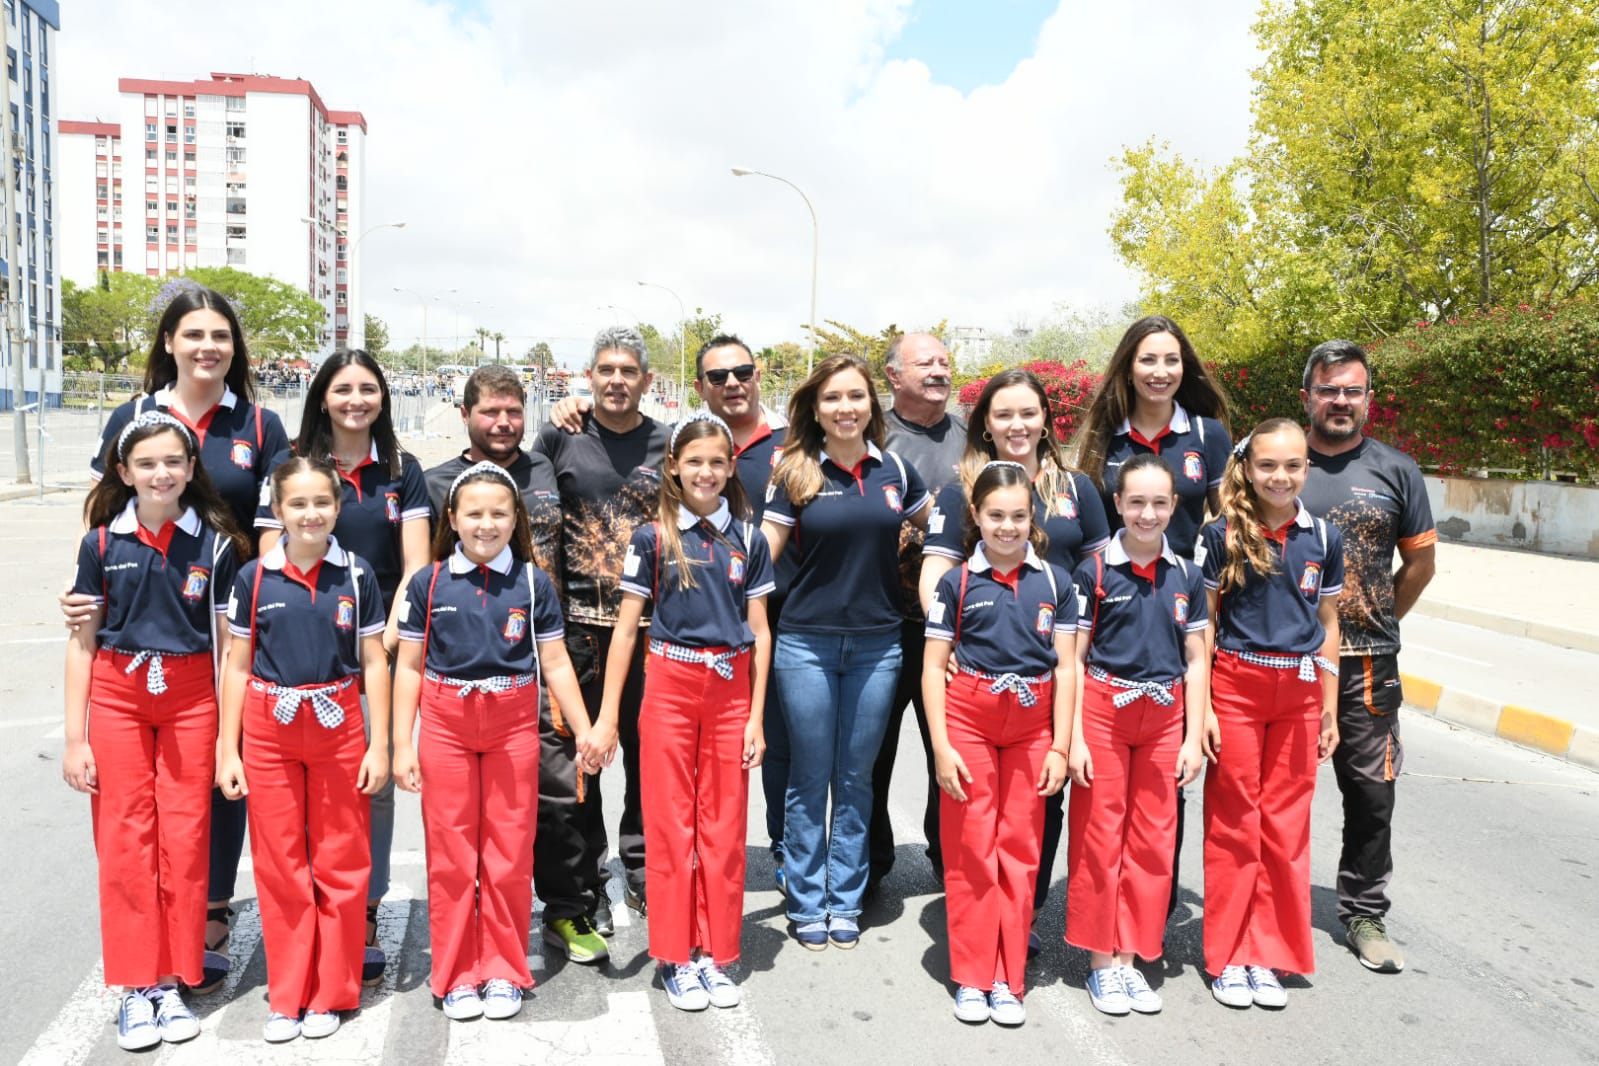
[92,387,292,537]
[1197,501,1344,655]
[256,442,430,602]
[73,504,236,653]
[925,543,1077,677]
[397,545,565,678]
[1098,401,1231,558]
[228,538,385,686]
[924,471,1112,573]
[733,421,795,601]
[763,442,929,635]
[1073,531,1209,683]
[619,500,775,649]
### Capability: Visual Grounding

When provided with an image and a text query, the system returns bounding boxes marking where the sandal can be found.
[194,904,233,994]
[362,902,386,987]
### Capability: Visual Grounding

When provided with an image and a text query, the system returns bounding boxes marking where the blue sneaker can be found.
[150,985,200,1043]
[773,862,788,898]
[827,915,860,949]
[794,920,828,951]
[1086,966,1130,1015]
[660,962,710,1011]
[482,979,523,1020]
[442,984,484,1021]
[953,985,988,1023]
[116,990,159,1051]
[988,981,1026,1026]
[261,1012,302,1043]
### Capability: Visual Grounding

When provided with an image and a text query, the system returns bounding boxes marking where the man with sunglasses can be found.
[1298,339,1436,976]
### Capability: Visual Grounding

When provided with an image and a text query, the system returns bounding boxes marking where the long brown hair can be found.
[959,368,1076,503]
[772,355,885,508]
[1215,418,1305,593]
[85,420,251,560]
[1074,314,1230,488]
[657,417,752,592]
[432,465,534,562]
[961,461,1048,558]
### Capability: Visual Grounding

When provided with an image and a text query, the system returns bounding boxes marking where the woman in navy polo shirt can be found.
[257,349,430,985]
[1197,420,1343,1010]
[921,367,1110,939]
[761,355,930,950]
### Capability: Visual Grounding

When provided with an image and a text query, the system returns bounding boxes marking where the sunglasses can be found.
[703,363,756,387]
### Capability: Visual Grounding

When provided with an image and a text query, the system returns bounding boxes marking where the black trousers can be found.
[1332,653,1404,923]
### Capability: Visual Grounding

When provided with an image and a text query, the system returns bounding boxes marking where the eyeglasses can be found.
[703,363,756,387]
[1309,384,1369,402]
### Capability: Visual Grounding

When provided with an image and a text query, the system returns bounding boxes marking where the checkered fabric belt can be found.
[647,639,748,681]
[1087,664,1180,708]
[425,669,538,697]
[958,663,1051,708]
[1224,648,1339,682]
[112,649,172,695]
[250,676,357,728]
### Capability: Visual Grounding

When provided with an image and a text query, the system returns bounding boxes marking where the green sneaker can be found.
[542,915,610,965]
[1345,915,1404,973]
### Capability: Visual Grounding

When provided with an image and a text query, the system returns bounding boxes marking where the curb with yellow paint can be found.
[1401,670,1599,773]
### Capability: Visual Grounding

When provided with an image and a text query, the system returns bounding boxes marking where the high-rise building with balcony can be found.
[59,71,368,355]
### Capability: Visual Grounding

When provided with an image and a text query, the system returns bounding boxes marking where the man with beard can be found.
[1298,340,1436,975]
[534,327,669,965]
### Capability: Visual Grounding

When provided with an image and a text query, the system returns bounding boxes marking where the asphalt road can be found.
[2,492,1596,1066]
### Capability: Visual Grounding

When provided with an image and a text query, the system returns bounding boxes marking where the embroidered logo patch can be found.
[883,485,903,513]
[728,553,745,583]
[182,566,210,601]
[1299,561,1322,597]
[231,441,254,469]
[336,596,355,630]
[1055,494,1078,519]
[385,492,400,523]
[1182,452,1203,481]
[503,607,527,642]
[1035,603,1055,635]
[1173,593,1190,625]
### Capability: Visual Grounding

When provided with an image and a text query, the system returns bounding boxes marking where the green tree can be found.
[62,272,161,374]
[364,313,390,356]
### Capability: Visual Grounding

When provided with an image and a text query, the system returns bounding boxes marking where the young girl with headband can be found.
[589,412,773,1011]
[390,462,597,1023]
[922,460,1078,1026]
[216,457,391,1043]
[1197,419,1342,1009]
[64,411,249,1050]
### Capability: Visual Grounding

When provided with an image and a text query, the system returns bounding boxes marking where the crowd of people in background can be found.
[58,285,1436,1050]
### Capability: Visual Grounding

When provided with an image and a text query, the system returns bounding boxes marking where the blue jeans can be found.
[772,629,902,923]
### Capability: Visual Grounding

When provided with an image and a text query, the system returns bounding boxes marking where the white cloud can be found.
[57,0,1258,366]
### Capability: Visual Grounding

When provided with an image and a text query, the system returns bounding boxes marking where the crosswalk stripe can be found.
[17,961,112,1066]
[444,989,664,1066]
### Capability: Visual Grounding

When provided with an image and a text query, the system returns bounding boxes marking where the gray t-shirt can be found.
[883,406,967,619]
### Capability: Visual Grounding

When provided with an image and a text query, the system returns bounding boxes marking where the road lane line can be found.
[17,961,113,1066]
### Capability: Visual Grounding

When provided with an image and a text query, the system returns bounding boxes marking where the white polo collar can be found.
[1284,498,1314,530]
[261,535,350,571]
[332,440,381,467]
[1114,399,1191,437]
[449,543,516,575]
[821,440,882,471]
[151,384,238,411]
[108,501,202,537]
[969,541,1044,574]
[1104,528,1179,568]
[678,499,732,532]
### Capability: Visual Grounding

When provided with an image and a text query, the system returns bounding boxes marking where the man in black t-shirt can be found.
[533,327,668,965]
[1300,340,1437,975]
[871,332,968,889]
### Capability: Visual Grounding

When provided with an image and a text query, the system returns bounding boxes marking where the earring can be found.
[321,406,328,414]
[982,430,993,442]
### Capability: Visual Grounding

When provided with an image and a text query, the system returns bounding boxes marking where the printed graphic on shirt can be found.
[1173,593,1190,625]
[1299,561,1323,596]
[182,566,210,601]
[336,596,355,630]
[385,491,400,523]
[1035,603,1055,635]
[728,553,745,584]
[1183,452,1203,481]
[231,441,254,469]
[504,607,527,642]
[1055,494,1078,519]
[884,485,903,513]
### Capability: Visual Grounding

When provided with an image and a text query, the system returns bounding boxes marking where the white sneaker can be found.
[693,957,741,1008]
[1247,966,1288,1008]
[482,979,524,1020]
[987,981,1026,1026]
[661,962,710,1011]
[1086,967,1130,1015]
[1212,965,1253,1009]
[442,984,484,1021]
[149,985,200,1043]
[953,985,989,1023]
[1119,965,1162,1014]
[115,990,159,1051]
[301,1010,340,1039]
[262,1012,302,1042]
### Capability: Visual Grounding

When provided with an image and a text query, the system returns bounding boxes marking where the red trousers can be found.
[1065,674,1183,961]
[639,649,750,965]
[418,674,540,996]
[1204,652,1321,974]
[939,672,1051,994]
[242,676,369,1015]
[88,650,216,988]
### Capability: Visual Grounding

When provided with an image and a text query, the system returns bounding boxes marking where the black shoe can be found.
[592,891,615,937]
[624,883,647,918]
[194,904,234,994]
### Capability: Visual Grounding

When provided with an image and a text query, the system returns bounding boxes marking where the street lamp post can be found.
[636,280,687,407]
[392,287,428,379]
[303,217,406,351]
[731,167,818,376]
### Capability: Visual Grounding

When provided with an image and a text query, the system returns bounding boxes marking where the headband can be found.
[980,460,1029,475]
[448,460,518,503]
[117,410,193,462]
[669,410,733,452]
[1232,433,1254,460]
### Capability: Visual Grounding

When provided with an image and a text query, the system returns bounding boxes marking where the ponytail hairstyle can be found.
[772,355,885,508]
[295,350,404,477]
[432,461,534,562]
[84,413,251,560]
[962,460,1048,559]
[1216,417,1306,593]
[659,413,750,592]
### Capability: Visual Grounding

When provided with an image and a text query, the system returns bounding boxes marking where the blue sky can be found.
[883,0,1058,92]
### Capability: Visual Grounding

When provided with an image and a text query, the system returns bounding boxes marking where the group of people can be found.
[59,286,1437,1050]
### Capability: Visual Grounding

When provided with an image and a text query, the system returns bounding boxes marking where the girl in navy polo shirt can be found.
[591,413,774,1011]
[390,462,596,1023]
[1197,419,1343,1010]
[923,461,1077,1027]
[64,412,248,1051]
[1066,453,1209,1017]
[216,457,391,1043]
[921,367,1110,945]
[257,349,430,986]
[761,355,930,951]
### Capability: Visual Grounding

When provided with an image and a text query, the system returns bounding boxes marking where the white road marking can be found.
[1029,980,1133,1066]
[16,960,115,1066]
[236,849,427,876]
[0,635,70,645]
[0,715,62,729]
[444,989,665,1066]
[704,983,775,1066]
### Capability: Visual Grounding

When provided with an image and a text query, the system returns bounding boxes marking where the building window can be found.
[145,175,158,192]
[164,97,177,116]
[225,95,245,111]
[227,248,246,265]
[145,148,156,164]
[226,147,245,163]
[165,123,177,140]
[165,149,176,164]
[96,182,107,198]
[226,121,244,138]
[184,127,195,144]
[184,149,195,165]
[146,224,157,241]
[226,224,246,239]
[183,100,195,118]
[146,198,157,213]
